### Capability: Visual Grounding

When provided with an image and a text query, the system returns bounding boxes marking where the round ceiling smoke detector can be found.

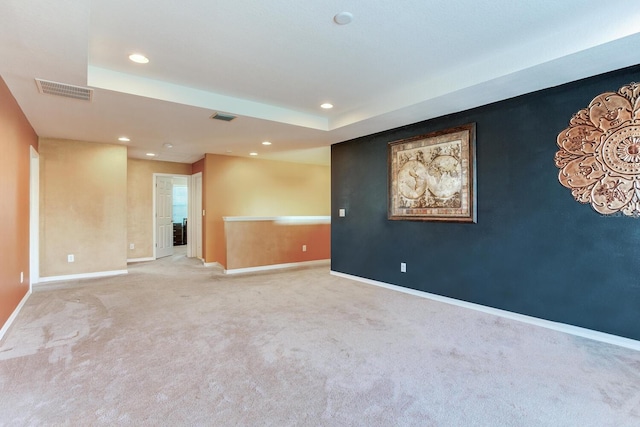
[334,12,353,25]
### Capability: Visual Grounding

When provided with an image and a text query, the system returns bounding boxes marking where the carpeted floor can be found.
[1,248,639,426]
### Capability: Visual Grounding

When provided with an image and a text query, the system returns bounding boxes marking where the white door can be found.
[156,176,173,258]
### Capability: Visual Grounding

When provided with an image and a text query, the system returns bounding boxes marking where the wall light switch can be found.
[302,245,307,252]
[129,243,135,250]
[20,271,23,283]
[339,208,346,217]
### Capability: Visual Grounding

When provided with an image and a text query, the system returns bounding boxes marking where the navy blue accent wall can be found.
[331,64,640,341]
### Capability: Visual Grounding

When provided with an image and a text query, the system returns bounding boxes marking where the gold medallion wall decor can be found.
[388,123,476,222]
[555,82,640,217]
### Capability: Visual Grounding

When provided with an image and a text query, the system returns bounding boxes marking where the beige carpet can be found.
[1,248,639,426]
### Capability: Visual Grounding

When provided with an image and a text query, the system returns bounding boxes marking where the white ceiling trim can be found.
[331,31,640,136]
[87,65,330,131]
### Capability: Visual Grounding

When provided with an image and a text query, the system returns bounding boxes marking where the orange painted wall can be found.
[191,158,204,174]
[0,76,38,330]
[203,154,330,267]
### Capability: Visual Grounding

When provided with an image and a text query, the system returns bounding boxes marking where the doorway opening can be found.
[153,172,202,261]
[172,177,188,247]
[153,173,189,259]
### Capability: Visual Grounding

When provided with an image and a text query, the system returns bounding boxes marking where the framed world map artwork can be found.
[388,123,477,222]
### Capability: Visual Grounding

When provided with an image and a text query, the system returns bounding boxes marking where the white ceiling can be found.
[2,0,640,166]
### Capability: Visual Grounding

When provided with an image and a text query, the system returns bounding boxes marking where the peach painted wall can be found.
[224,219,330,270]
[127,158,192,259]
[39,139,127,278]
[203,154,330,267]
[0,76,38,331]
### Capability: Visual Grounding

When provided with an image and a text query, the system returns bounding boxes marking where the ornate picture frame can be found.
[388,123,477,222]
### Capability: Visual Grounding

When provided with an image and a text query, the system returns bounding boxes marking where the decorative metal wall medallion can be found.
[555,82,640,216]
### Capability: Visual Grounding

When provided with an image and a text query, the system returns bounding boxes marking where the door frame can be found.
[29,146,39,288]
[189,172,203,259]
[152,173,190,259]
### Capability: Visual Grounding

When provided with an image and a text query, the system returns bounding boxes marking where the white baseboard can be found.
[226,259,330,275]
[203,261,220,268]
[330,271,640,352]
[127,257,155,263]
[0,288,31,342]
[37,269,128,284]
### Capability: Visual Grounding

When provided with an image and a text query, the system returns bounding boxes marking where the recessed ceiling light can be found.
[334,12,353,25]
[321,103,333,109]
[129,53,149,64]
[262,141,272,146]
[118,136,130,142]
[249,152,258,156]
[146,153,157,157]
[163,143,173,149]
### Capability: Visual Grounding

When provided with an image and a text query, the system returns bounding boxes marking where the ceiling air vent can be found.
[35,78,93,102]
[210,112,237,122]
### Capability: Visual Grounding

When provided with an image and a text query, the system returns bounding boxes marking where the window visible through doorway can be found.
[172,178,188,246]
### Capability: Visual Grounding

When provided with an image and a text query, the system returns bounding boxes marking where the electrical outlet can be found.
[302,245,307,252]
[20,271,23,283]
[68,254,74,263]
[339,208,346,217]
[400,262,406,273]
[129,243,135,250]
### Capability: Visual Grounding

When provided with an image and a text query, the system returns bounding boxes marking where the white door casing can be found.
[30,146,39,287]
[155,175,173,258]
[193,173,203,259]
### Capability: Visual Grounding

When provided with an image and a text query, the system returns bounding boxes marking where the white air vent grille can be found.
[35,78,93,101]
[210,112,237,122]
